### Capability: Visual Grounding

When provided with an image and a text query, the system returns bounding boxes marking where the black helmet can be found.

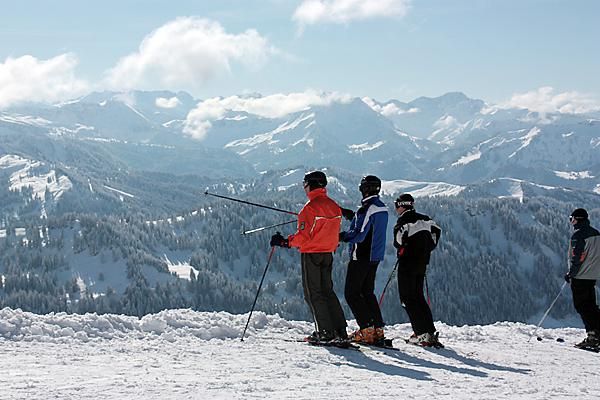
[303,170,327,190]
[394,193,414,209]
[359,175,381,197]
[570,208,588,221]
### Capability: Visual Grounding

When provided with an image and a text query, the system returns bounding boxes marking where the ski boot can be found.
[575,331,600,352]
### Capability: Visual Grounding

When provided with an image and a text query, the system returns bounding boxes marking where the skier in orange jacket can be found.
[270,170,348,344]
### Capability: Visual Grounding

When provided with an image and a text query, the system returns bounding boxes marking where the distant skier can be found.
[269,171,348,345]
[393,193,442,347]
[564,208,600,350]
[339,175,388,344]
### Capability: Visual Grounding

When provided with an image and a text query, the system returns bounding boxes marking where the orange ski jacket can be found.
[288,188,342,253]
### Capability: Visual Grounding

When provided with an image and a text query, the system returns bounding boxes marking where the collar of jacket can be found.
[574,219,590,230]
[307,187,328,200]
[399,208,415,218]
[361,194,379,204]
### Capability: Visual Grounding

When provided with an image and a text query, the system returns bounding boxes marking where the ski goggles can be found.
[394,200,414,208]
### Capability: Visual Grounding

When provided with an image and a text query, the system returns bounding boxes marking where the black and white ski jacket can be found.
[569,220,600,280]
[393,209,441,272]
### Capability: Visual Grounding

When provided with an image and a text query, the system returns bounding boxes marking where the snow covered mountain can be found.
[2,307,600,400]
[364,92,487,140]
[216,98,437,179]
[3,90,599,191]
[434,114,600,192]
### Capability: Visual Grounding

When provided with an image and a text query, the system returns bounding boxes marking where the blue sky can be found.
[1,0,599,107]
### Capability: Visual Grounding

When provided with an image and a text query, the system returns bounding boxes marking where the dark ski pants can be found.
[344,260,384,329]
[571,278,600,334]
[301,252,347,334]
[398,267,435,335]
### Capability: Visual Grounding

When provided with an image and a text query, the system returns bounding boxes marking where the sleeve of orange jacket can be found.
[287,204,314,249]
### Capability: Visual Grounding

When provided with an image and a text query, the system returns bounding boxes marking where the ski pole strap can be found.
[205,191,298,216]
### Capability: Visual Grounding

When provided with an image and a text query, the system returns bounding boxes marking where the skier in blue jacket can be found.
[339,175,389,344]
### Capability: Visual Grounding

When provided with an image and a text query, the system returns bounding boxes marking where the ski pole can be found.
[205,191,297,216]
[242,220,296,235]
[378,259,400,306]
[241,246,276,341]
[529,281,568,342]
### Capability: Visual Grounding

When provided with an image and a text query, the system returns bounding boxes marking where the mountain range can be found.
[0,89,599,326]
[2,90,598,194]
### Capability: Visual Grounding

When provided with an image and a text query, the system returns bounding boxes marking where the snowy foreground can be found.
[1,308,599,400]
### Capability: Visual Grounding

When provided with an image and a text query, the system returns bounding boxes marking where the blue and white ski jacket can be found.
[341,195,389,262]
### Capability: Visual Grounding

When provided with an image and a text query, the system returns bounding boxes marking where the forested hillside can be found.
[2,179,598,326]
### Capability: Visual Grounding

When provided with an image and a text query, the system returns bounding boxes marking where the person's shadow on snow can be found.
[327,345,529,378]
[421,346,530,374]
[320,346,433,381]
[362,347,489,378]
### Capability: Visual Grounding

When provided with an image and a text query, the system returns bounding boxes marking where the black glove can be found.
[341,207,355,221]
[339,231,346,242]
[564,273,571,283]
[270,232,289,248]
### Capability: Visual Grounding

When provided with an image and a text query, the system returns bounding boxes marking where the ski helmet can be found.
[359,175,381,197]
[303,170,327,190]
[394,193,414,209]
[570,208,588,221]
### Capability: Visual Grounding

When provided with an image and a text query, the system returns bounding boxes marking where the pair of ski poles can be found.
[205,191,297,235]
[204,191,296,341]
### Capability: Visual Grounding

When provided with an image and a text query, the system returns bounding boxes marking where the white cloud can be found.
[105,17,274,91]
[184,90,352,140]
[0,54,89,109]
[293,0,411,26]
[498,87,600,115]
[361,97,419,117]
[156,97,182,109]
[433,115,459,129]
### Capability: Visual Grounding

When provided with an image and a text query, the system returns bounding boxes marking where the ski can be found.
[306,340,361,351]
[574,345,600,353]
[403,339,445,349]
[354,338,402,351]
[262,336,360,350]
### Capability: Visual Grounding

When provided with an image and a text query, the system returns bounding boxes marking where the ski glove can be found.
[339,231,347,242]
[270,232,289,248]
[340,207,355,221]
[564,273,572,283]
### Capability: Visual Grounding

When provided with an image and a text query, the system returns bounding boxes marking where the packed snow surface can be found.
[1,308,599,399]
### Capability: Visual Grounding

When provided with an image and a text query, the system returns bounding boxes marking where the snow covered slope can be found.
[1,307,598,399]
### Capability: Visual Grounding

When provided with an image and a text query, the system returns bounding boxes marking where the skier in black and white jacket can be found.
[393,193,442,347]
[565,208,600,349]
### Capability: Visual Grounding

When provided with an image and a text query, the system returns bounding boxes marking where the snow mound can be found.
[0,308,302,343]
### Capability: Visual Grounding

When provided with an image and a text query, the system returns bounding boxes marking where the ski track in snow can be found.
[0,308,599,399]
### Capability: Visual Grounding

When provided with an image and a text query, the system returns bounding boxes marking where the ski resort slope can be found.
[1,308,599,400]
